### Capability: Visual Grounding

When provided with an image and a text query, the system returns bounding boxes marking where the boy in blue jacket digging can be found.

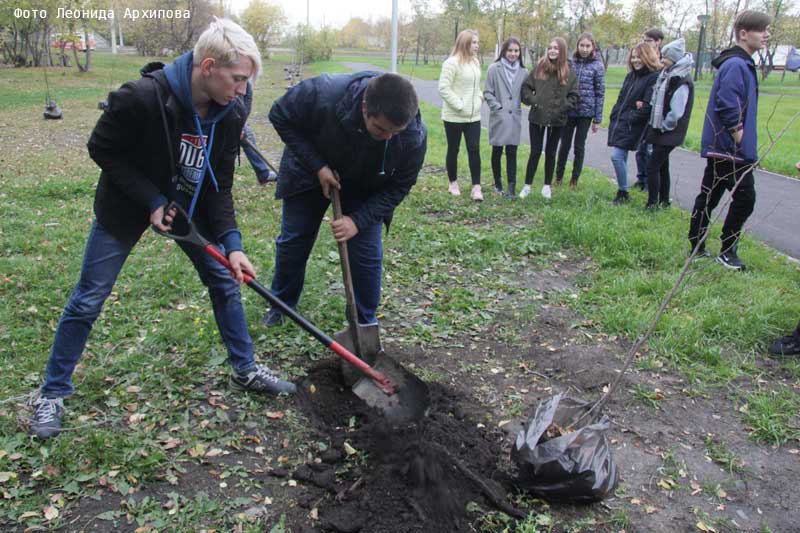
[261,72,426,329]
[687,10,772,271]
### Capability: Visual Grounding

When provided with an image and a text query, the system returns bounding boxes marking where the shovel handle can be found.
[203,244,396,395]
[330,187,366,358]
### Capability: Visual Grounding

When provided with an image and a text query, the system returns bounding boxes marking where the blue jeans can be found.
[635,142,652,185]
[270,189,383,325]
[241,125,270,181]
[610,147,629,191]
[41,221,256,398]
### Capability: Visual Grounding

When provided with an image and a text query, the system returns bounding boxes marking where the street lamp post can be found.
[695,14,711,81]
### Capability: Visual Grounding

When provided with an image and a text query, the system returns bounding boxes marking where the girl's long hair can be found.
[535,37,569,85]
[450,29,479,64]
[628,42,660,72]
[573,32,598,60]
[494,37,525,68]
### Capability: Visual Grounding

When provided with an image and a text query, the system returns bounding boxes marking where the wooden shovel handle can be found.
[330,187,365,357]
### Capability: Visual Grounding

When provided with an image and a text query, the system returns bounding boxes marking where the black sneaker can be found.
[261,309,284,327]
[644,203,658,211]
[717,249,746,271]
[230,364,297,395]
[768,330,800,356]
[29,397,64,439]
[612,190,629,205]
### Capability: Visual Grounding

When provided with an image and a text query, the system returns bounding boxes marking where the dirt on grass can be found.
[59,259,800,532]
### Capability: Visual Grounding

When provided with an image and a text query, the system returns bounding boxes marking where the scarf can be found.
[500,57,520,88]
[650,53,694,131]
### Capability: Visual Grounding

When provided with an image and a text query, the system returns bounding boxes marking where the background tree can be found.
[241,0,286,58]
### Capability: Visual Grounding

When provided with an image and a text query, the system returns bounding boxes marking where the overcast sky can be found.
[229,0,416,29]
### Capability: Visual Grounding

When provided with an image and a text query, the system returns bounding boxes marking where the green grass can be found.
[1,52,799,530]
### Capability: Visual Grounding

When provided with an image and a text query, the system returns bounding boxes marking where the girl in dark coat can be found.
[520,37,578,199]
[556,33,605,189]
[607,43,660,204]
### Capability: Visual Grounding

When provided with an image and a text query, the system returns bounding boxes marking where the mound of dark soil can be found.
[294,359,523,531]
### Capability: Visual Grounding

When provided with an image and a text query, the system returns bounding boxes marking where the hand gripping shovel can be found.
[151,202,429,424]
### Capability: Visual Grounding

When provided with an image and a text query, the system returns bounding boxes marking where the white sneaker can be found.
[518,185,531,199]
[470,185,483,201]
[541,185,552,199]
[448,181,461,196]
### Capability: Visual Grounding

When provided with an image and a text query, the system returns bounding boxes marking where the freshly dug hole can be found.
[294,359,526,531]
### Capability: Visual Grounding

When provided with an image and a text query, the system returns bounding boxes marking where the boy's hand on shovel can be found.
[151,204,177,232]
[331,216,358,242]
[228,251,257,283]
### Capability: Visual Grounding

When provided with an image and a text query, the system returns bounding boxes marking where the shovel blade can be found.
[352,352,430,425]
[335,324,382,386]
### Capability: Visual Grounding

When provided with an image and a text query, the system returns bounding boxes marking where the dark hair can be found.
[643,28,664,42]
[734,10,772,37]
[495,37,525,68]
[573,32,597,60]
[364,73,419,126]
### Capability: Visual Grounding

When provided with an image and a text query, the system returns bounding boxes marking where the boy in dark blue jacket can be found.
[688,11,771,270]
[262,72,426,328]
[29,20,296,440]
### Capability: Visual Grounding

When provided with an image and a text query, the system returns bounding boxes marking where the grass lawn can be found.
[0,53,798,531]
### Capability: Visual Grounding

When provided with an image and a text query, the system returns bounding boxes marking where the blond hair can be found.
[194,17,262,81]
[450,29,479,64]
[628,42,660,72]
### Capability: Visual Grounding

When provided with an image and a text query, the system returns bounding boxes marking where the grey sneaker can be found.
[261,309,284,327]
[230,364,297,395]
[29,397,64,439]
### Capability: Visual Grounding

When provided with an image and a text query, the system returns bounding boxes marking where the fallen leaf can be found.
[343,442,357,456]
[288,479,297,487]
[205,448,223,458]
[134,526,154,533]
[788,449,799,455]
[0,451,6,460]
[310,384,317,394]
[126,386,141,394]
[716,488,727,499]
[310,508,319,520]
[497,419,511,428]
[696,521,717,532]
[266,411,284,420]
[128,413,145,425]
[644,505,657,514]
[0,472,16,483]
[18,511,39,520]
[630,498,642,505]
[43,505,59,520]
[161,438,181,450]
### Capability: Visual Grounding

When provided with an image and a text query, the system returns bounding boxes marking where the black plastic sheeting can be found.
[511,393,619,502]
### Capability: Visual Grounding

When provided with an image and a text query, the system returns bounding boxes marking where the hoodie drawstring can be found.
[188,115,219,219]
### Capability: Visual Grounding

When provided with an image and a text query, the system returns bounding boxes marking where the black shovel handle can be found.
[151,203,395,395]
[240,137,279,174]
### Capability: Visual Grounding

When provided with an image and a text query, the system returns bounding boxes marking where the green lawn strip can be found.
[1,55,798,529]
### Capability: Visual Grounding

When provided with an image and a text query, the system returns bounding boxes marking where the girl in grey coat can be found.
[484,37,528,198]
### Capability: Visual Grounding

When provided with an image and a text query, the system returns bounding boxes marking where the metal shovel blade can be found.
[335,324,382,386]
[352,351,430,424]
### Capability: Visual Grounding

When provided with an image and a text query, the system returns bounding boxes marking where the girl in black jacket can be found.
[607,43,660,204]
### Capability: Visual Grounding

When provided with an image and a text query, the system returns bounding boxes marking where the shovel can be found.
[330,188,383,384]
[151,202,429,424]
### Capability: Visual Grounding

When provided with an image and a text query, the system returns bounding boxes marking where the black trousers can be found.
[688,158,756,253]
[443,120,481,185]
[646,144,675,205]
[491,145,518,192]
[525,124,563,185]
[556,116,592,182]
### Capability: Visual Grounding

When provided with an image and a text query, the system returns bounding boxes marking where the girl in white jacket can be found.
[438,29,484,201]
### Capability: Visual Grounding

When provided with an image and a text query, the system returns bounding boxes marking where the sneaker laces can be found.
[32,397,61,424]
[251,365,280,384]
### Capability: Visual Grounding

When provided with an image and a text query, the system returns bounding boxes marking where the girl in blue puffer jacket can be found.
[556,33,605,188]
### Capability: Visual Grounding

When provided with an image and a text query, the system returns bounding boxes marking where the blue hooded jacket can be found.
[701,46,759,162]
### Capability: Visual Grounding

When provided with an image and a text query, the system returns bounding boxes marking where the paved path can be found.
[344,62,800,259]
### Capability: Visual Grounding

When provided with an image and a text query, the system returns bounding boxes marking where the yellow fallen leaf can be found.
[696,521,717,532]
[645,505,657,514]
[343,442,357,456]
[498,420,511,428]
[716,488,727,498]
[310,384,317,394]
[0,472,16,483]
[0,451,6,460]
[43,505,59,520]
[630,498,642,505]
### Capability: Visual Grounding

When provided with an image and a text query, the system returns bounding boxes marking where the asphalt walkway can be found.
[344,62,800,259]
